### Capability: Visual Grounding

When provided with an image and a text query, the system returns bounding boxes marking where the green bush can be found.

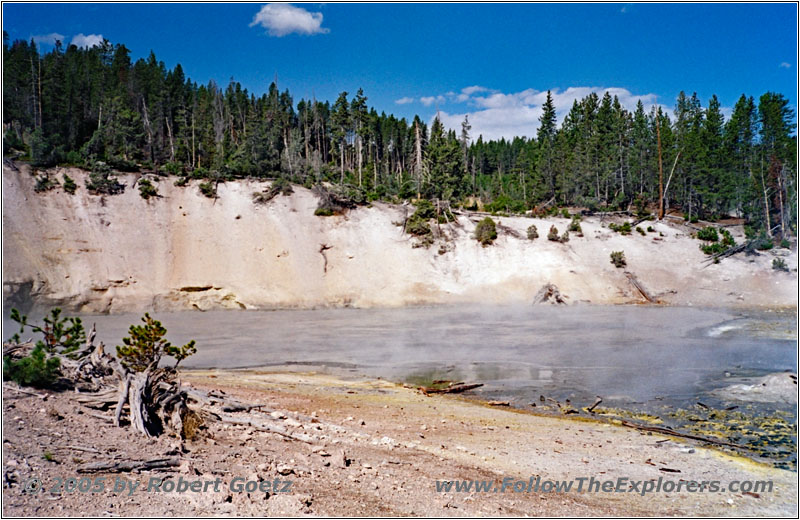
[65,150,83,166]
[406,215,431,236]
[780,239,791,249]
[190,166,208,179]
[636,226,646,236]
[253,177,294,205]
[86,162,124,195]
[610,251,626,268]
[272,177,294,196]
[700,242,726,255]
[34,173,58,193]
[721,229,735,247]
[3,307,87,388]
[560,230,570,243]
[412,199,437,220]
[107,156,139,172]
[757,237,774,250]
[198,181,216,198]
[646,226,654,233]
[138,178,159,199]
[772,258,789,272]
[568,215,582,233]
[173,176,189,187]
[8,308,85,354]
[116,313,196,373]
[62,174,77,194]
[3,344,60,388]
[696,226,719,242]
[161,161,183,176]
[547,225,560,241]
[561,208,571,218]
[608,221,632,235]
[474,217,498,246]
[634,196,650,218]
[484,194,527,214]
[404,200,437,237]
[527,224,539,240]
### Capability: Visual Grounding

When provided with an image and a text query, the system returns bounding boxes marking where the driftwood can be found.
[624,272,659,303]
[419,383,483,395]
[533,283,567,305]
[587,397,603,413]
[5,321,190,439]
[3,383,46,398]
[496,221,522,239]
[617,419,748,450]
[77,457,181,473]
[58,445,102,454]
[219,414,314,443]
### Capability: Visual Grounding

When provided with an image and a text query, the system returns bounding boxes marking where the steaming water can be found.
[4,304,796,465]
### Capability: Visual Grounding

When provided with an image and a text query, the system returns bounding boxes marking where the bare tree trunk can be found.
[141,97,154,163]
[657,122,664,219]
[778,165,787,237]
[128,371,153,437]
[38,56,43,129]
[761,167,772,238]
[662,151,681,218]
[30,56,38,128]
[165,116,175,162]
[113,374,131,426]
[340,140,344,184]
[414,121,423,198]
[357,133,362,186]
[191,112,196,169]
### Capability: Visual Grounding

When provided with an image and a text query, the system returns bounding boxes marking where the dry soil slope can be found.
[2,162,796,313]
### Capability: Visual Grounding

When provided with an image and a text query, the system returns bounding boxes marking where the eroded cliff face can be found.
[2,162,797,313]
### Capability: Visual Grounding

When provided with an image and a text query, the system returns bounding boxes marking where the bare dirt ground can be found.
[3,370,796,517]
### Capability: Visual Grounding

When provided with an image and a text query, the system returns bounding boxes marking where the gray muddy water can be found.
[4,304,797,466]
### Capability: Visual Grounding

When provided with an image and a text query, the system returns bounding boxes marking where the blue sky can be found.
[3,2,797,140]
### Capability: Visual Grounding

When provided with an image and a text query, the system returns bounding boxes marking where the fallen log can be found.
[77,457,181,473]
[3,384,46,398]
[617,420,749,450]
[218,414,314,443]
[419,383,483,395]
[587,396,603,413]
[496,221,522,239]
[624,272,659,303]
[57,445,102,454]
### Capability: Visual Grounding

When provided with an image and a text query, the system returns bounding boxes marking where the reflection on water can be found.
[3,304,796,466]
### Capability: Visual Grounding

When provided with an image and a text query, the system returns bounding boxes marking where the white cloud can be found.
[395,97,415,105]
[420,95,446,107]
[780,62,791,68]
[71,33,103,48]
[250,4,329,37]
[32,33,65,46]
[430,86,664,142]
[453,85,492,102]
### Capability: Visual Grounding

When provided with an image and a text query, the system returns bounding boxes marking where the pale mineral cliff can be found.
[3,161,796,313]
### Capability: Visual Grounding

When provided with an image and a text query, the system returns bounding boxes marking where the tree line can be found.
[3,35,796,237]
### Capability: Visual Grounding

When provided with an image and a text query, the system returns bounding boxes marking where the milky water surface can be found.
[8,304,794,408]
